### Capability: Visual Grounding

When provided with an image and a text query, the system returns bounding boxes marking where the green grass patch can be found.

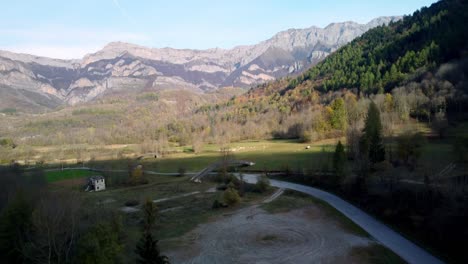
[156,193,218,240]
[141,139,335,173]
[45,169,99,182]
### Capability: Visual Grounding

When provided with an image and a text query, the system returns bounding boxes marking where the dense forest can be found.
[301,0,468,94]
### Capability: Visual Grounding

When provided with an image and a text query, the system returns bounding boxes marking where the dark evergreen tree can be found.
[362,102,386,164]
[136,199,169,264]
[136,233,167,264]
[333,141,346,185]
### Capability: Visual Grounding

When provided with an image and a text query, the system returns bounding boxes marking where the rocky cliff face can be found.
[0,17,400,111]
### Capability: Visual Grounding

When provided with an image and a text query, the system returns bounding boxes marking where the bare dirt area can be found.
[165,203,372,264]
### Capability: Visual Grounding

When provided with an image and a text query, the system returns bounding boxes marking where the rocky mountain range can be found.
[0,16,400,111]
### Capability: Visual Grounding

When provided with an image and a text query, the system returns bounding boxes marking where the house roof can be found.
[89,176,105,181]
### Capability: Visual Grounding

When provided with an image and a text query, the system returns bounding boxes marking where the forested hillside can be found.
[299,0,468,94]
[192,0,468,143]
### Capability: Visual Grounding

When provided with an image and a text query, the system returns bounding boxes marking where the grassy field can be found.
[140,139,338,173]
[45,169,99,182]
[78,174,276,262]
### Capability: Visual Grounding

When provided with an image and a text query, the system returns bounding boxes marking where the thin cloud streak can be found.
[111,0,137,27]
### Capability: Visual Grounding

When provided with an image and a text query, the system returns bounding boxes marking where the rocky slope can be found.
[0,17,400,111]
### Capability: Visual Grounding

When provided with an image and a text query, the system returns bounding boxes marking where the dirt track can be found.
[166,204,371,263]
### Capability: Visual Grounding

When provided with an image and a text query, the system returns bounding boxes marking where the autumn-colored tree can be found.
[129,164,145,185]
[384,93,394,112]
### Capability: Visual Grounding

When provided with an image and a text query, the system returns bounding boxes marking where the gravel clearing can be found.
[166,204,371,263]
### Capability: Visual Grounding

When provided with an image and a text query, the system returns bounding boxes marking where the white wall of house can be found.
[92,178,106,191]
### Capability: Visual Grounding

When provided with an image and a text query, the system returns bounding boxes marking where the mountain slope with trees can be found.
[192,0,468,144]
[294,0,468,94]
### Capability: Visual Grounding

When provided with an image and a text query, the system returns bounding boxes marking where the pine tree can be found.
[333,141,346,182]
[136,199,169,264]
[136,233,167,264]
[362,102,386,164]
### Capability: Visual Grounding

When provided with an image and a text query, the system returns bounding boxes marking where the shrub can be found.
[223,187,241,206]
[212,199,225,209]
[254,176,271,193]
[0,138,16,149]
[178,167,186,177]
[128,165,148,185]
[125,200,140,207]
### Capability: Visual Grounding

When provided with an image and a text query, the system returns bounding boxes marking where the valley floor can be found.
[164,188,403,264]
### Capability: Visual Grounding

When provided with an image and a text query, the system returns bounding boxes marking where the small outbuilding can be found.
[85,176,106,192]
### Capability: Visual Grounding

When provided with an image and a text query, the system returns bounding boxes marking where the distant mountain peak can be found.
[0,16,401,112]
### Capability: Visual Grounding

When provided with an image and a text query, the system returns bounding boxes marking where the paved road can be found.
[241,174,444,264]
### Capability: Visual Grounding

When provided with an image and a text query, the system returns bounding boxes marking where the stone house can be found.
[85,176,106,192]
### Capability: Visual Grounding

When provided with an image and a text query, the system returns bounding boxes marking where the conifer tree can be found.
[333,141,346,182]
[136,199,169,264]
[361,102,386,164]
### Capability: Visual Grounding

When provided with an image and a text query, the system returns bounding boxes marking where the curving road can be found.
[241,174,444,264]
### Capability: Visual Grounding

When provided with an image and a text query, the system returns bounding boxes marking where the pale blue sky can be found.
[0,0,438,59]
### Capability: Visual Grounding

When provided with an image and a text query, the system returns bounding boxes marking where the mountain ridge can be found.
[0,16,401,111]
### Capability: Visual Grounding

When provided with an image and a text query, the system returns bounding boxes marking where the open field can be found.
[149,139,337,173]
[65,139,337,175]
[44,169,100,182]
[77,174,279,262]
[166,189,406,264]
[0,139,337,171]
